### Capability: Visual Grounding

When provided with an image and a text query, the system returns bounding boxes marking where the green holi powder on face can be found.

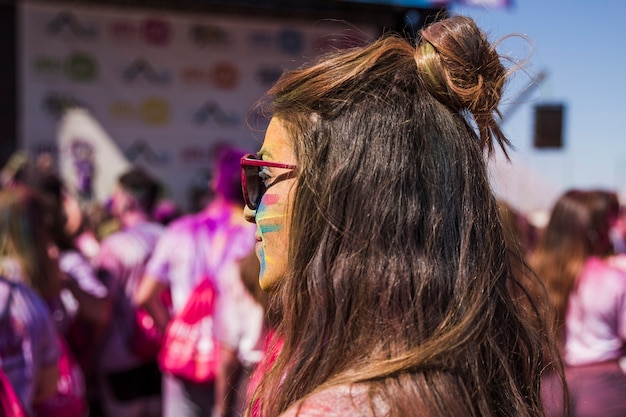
[259,224,282,234]
[255,192,286,284]
[255,195,285,234]
[256,213,281,283]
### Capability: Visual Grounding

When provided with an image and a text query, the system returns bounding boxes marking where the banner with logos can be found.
[20,2,378,210]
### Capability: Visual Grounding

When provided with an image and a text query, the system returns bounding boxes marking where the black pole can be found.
[0,1,17,169]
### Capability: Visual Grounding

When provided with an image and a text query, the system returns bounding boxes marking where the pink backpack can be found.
[0,364,26,417]
[158,277,220,383]
[32,335,87,417]
[129,289,172,361]
[0,283,27,417]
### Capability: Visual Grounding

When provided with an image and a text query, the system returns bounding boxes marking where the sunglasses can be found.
[240,154,297,210]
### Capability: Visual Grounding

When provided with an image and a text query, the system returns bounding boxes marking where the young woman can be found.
[530,189,626,417]
[240,15,559,417]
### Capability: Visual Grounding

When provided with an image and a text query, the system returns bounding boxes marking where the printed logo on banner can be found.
[256,66,283,87]
[142,18,172,46]
[109,20,137,41]
[46,11,98,39]
[141,98,171,126]
[65,52,99,82]
[193,101,240,126]
[42,92,90,119]
[180,145,221,165]
[247,30,304,55]
[248,31,273,50]
[189,24,231,47]
[109,98,171,126]
[109,102,136,121]
[212,62,239,89]
[107,18,172,46]
[33,53,99,82]
[122,59,171,85]
[278,30,304,55]
[33,57,62,76]
[125,139,172,165]
[180,62,239,90]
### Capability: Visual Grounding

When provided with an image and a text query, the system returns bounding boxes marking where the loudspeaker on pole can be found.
[533,103,564,149]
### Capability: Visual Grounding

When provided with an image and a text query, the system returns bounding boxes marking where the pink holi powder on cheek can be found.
[261,193,280,205]
[256,193,284,224]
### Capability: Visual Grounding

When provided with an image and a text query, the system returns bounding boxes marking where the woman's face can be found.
[244,117,297,290]
[62,191,83,236]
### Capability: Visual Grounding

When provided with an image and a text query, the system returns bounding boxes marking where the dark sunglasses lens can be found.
[243,165,262,209]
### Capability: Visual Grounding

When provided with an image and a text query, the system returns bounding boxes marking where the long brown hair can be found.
[0,186,62,300]
[250,15,557,417]
[529,189,618,342]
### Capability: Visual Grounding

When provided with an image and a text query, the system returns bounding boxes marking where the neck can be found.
[120,210,149,228]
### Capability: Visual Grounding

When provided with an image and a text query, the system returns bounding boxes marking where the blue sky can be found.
[447,1,626,213]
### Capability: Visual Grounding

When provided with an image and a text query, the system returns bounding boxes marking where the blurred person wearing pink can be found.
[0,277,60,416]
[530,189,626,417]
[135,146,264,417]
[94,167,164,417]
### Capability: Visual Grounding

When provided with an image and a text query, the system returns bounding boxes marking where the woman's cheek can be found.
[256,192,288,287]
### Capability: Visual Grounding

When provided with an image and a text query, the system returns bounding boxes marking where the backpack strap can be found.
[0,278,26,417]
[0,278,14,323]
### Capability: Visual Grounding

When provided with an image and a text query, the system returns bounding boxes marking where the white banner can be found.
[20,1,378,210]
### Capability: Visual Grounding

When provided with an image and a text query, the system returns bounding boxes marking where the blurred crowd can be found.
[3,143,626,417]
[0,147,267,417]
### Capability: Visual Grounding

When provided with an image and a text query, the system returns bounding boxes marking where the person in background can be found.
[152,198,181,226]
[0,186,63,317]
[30,172,111,329]
[135,146,262,417]
[600,191,626,255]
[94,167,164,417]
[0,277,60,417]
[1,150,102,262]
[0,151,29,188]
[240,15,559,417]
[29,171,112,415]
[219,245,268,417]
[236,249,275,414]
[529,189,626,417]
[498,200,538,257]
[0,187,61,416]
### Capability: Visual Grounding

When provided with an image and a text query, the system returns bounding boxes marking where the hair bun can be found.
[414,15,511,156]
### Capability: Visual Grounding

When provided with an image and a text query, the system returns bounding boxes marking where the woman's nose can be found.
[243,205,256,223]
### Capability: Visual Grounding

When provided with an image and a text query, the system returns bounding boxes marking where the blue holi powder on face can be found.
[259,224,281,234]
[259,246,266,277]
[255,203,269,219]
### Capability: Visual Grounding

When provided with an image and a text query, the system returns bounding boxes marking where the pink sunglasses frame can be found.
[240,154,297,210]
